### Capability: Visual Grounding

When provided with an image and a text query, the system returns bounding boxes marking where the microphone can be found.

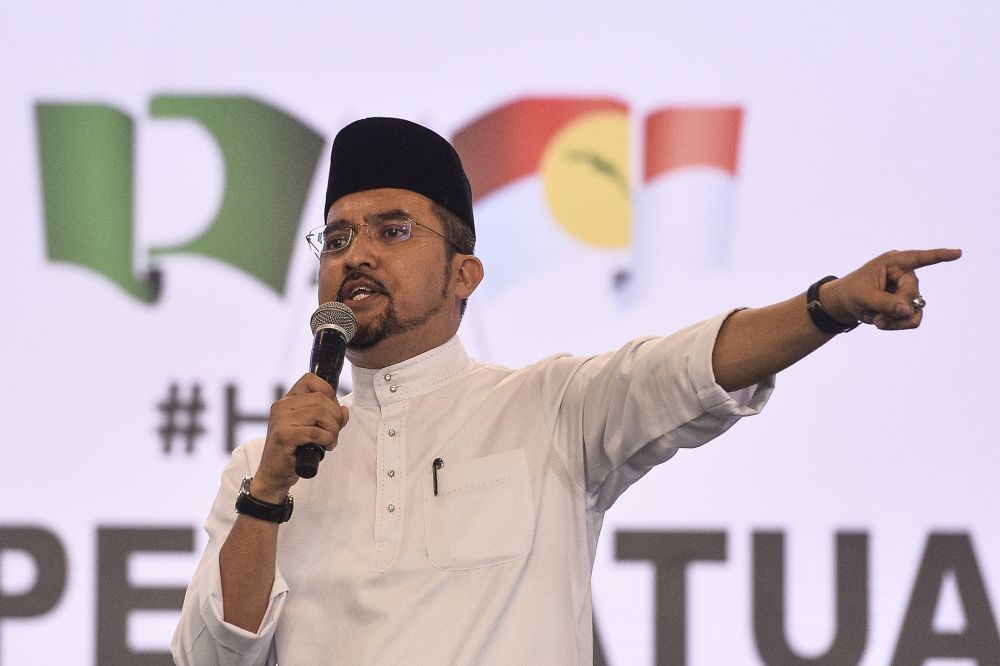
[295,301,358,479]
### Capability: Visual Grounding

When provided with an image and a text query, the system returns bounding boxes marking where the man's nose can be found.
[342,227,379,269]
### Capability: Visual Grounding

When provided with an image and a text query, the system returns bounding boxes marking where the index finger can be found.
[892,248,962,271]
[286,372,338,399]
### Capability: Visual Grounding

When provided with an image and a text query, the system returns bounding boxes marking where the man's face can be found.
[318,188,455,351]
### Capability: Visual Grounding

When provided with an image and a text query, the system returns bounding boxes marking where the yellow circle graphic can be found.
[539,111,631,248]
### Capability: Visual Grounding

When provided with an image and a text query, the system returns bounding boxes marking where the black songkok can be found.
[324,117,475,239]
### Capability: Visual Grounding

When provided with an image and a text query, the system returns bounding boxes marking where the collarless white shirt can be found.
[172,311,773,665]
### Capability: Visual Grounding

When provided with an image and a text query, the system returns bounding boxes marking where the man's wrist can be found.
[807,276,860,334]
[817,280,855,326]
[249,477,291,505]
[237,476,293,523]
[249,475,291,504]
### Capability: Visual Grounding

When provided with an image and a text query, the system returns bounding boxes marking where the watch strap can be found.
[235,476,293,523]
[806,275,860,334]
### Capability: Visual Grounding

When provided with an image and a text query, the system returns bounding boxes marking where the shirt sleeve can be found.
[171,440,290,666]
[557,309,774,512]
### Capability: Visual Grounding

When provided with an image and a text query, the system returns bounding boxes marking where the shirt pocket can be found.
[424,448,535,570]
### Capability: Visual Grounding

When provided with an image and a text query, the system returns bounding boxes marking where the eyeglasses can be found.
[306,214,455,258]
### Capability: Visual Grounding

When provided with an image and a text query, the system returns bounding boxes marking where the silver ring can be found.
[912,295,926,310]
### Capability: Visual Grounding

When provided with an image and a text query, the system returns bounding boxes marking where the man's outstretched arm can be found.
[711,248,962,392]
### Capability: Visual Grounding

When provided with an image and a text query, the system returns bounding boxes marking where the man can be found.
[172,117,960,664]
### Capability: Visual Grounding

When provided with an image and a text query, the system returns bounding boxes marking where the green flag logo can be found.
[36,95,325,302]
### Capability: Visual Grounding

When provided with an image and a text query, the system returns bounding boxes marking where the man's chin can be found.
[347,334,381,350]
[345,296,442,352]
[348,313,392,350]
[348,326,384,350]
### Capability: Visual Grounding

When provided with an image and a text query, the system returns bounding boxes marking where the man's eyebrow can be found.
[368,209,413,223]
[325,209,412,228]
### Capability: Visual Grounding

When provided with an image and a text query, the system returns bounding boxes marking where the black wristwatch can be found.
[806,275,860,334]
[235,476,294,523]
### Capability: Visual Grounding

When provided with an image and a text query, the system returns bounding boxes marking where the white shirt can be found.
[172,311,772,665]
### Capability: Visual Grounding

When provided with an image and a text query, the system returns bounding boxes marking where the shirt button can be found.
[388,429,396,437]
[387,504,395,513]
[387,470,395,478]
[384,373,392,381]
[389,385,398,393]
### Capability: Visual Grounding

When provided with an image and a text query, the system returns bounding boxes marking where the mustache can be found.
[337,271,390,301]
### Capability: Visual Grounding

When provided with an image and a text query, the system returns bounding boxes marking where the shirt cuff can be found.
[200,553,290,656]
[688,309,775,417]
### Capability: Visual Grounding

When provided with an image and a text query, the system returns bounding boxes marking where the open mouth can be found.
[349,287,379,302]
[338,273,390,306]
[340,281,387,304]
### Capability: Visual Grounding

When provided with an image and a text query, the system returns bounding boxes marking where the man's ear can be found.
[453,254,484,299]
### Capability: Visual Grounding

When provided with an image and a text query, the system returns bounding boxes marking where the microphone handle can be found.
[294,327,348,479]
[294,445,325,479]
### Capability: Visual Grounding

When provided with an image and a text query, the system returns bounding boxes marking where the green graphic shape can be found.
[36,104,161,302]
[149,95,325,295]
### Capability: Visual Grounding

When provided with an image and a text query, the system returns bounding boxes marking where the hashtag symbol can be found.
[158,383,206,454]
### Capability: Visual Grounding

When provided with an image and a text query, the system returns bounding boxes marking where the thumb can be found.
[861,288,912,318]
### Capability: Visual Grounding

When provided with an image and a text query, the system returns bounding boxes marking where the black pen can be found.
[432,458,444,496]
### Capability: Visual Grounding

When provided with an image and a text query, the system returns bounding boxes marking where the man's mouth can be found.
[339,277,388,304]
[348,286,379,302]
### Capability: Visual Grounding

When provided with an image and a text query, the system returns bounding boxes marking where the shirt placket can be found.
[373,372,408,572]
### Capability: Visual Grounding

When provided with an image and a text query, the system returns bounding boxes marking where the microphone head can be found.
[310,301,358,342]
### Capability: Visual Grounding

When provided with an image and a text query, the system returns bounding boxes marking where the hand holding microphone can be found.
[295,302,358,478]
[251,303,357,503]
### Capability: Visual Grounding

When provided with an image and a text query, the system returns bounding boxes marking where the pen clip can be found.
[432,458,444,496]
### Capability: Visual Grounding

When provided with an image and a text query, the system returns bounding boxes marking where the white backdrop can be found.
[1,2,998,664]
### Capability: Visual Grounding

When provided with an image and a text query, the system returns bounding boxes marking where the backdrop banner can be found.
[1,2,997,664]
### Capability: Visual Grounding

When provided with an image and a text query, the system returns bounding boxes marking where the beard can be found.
[348,263,452,350]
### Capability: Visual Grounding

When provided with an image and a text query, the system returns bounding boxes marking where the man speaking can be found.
[172,117,960,664]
